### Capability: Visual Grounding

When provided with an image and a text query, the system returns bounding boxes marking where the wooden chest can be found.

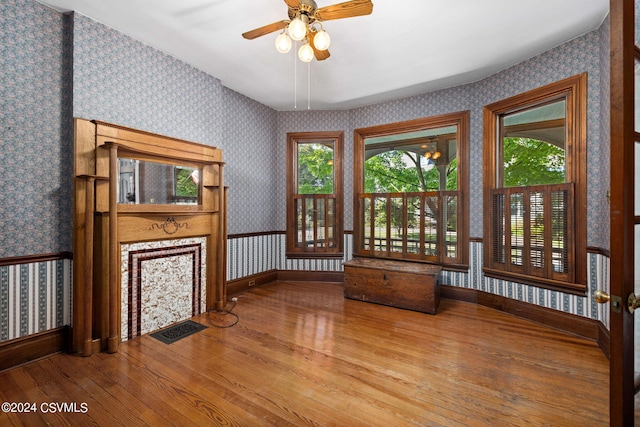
[343,258,442,314]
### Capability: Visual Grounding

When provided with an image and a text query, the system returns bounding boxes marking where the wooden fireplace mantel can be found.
[72,119,227,356]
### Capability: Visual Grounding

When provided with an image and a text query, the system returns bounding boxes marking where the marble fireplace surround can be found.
[121,237,207,341]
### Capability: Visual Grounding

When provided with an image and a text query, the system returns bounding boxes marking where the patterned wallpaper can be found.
[0,258,72,341]
[2,0,610,254]
[72,13,281,236]
[276,27,608,247]
[72,13,223,148]
[1,0,612,342]
[477,28,606,247]
[226,233,354,281]
[598,16,611,250]
[221,87,279,233]
[1,0,73,258]
[442,243,609,328]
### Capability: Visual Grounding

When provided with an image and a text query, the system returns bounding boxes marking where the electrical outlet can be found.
[248,280,256,286]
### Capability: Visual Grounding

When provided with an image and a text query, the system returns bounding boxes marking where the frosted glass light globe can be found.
[275,33,292,53]
[298,43,314,62]
[288,17,307,41]
[313,30,331,51]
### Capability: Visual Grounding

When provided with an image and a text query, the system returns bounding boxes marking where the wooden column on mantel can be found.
[72,118,227,355]
[106,143,119,353]
[76,174,108,356]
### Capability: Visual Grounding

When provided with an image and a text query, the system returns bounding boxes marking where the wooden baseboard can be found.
[440,285,608,351]
[277,270,344,283]
[226,270,279,296]
[0,327,70,372]
[597,321,610,359]
[227,270,344,296]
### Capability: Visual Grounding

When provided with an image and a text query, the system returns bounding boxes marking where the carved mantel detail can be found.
[151,217,190,234]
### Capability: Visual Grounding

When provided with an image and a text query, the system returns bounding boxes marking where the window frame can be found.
[353,111,470,269]
[286,131,344,258]
[482,73,587,294]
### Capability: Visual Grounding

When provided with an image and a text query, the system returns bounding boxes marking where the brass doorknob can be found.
[595,290,624,313]
[629,293,640,313]
[594,289,610,304]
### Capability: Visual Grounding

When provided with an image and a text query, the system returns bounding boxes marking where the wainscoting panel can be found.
[440,241,609,325]
[0,258,72,342]
[226,233,280,281]
[0,238,612,351]
[278,233,352,273]
[228,236,609,326]
[227,233,353,282]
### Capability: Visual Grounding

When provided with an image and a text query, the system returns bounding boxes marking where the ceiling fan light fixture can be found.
[313,29,331,51]
[243,0,374,66]
[298,43,314,62]
[288,17,307,41]
[275,32,292,53]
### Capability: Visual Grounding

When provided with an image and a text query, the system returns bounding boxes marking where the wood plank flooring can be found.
[0,281,609,426]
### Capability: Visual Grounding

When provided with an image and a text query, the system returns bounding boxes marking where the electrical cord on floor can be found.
[207,298,239,328]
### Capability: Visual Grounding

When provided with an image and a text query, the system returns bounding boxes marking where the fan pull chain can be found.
[307,61,311,110]
[294,41,297,109]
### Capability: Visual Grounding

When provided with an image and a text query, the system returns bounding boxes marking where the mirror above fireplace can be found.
[117,158,202,205]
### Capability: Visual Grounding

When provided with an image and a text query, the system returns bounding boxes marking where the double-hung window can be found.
[354,112,470,268]
[483,74,587,294]
[286,132,344,258]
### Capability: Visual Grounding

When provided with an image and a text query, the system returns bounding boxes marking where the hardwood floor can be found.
[0,281,608,426]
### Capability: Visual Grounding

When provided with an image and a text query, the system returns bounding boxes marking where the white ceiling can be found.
[34,0,609,111]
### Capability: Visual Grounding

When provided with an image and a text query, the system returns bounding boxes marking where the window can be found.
[286,132,344,258]
[483,74,587,294]
[354,112,469,268]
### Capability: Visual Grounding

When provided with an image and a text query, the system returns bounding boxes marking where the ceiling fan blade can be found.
[314,47,331,61]
[309,31,330,61]
[283,0,299,7]
[242,20,289,40]
[314,0,373,21]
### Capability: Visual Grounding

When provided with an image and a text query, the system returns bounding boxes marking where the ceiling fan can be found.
[242,0,374,62]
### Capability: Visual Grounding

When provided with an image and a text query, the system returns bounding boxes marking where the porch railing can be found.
[356,191,461,264]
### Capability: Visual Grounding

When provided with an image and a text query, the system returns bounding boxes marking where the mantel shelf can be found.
[117,204,216,215]
[77,174,110,181]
